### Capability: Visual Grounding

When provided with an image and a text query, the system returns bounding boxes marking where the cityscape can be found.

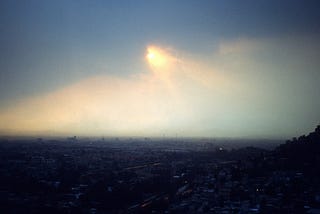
[1,1,320,213]
[1,125,320,213]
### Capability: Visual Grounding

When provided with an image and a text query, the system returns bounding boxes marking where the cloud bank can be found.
[1,39,319,138]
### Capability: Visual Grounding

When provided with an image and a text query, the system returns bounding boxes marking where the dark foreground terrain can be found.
[0,127,320,213]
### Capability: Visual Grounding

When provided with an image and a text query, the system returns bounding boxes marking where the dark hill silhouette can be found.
[274,125,320,174]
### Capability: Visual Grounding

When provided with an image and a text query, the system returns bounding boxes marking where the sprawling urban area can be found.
[1,126,320,213]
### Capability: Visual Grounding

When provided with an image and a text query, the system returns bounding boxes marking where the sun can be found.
[147,52,155,60]
[146,46,168,68]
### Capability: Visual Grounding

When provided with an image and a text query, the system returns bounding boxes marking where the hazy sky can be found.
[0,0,320,138]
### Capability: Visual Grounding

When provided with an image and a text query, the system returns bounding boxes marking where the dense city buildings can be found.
[0,126,320,213]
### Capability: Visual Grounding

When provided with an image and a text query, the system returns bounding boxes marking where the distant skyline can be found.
[0,0,320,138]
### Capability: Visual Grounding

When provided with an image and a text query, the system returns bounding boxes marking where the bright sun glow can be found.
[146,46,169,68]
[147,52,155,59]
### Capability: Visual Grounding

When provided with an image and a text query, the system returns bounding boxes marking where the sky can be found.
[0,0,320,138]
